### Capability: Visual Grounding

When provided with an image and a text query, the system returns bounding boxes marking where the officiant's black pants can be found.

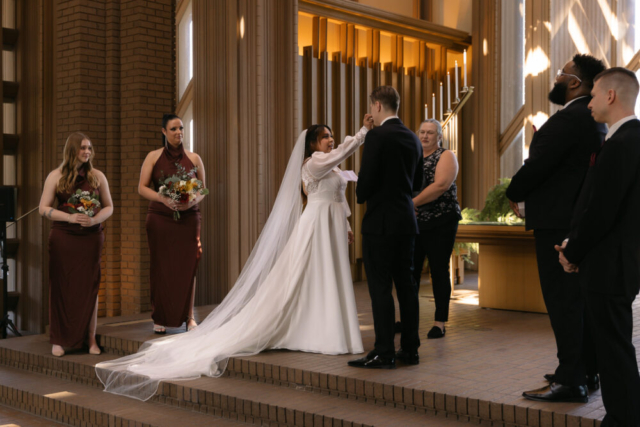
[534,229,597,386]
[363,234,420,359]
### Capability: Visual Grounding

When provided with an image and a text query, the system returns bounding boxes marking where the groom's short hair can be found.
[370,86,400,113]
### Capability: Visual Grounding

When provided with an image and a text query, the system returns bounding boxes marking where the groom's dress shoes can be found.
[348,355,396,369]
[522,382,588,403]
[544,373,600,390]
[395,349,419,365]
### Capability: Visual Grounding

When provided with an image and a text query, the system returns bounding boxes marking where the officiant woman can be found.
[411,119,461,339]
[39,132,114,357]
[139,113,206,334]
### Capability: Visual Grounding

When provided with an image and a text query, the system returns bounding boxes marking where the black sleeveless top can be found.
[414,147,461,230]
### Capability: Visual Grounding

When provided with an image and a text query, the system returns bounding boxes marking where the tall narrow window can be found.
[177,0,193,100]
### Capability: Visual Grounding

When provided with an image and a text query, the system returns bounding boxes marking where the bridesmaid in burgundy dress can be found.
[39,132,114,357]
[139,114,206,334]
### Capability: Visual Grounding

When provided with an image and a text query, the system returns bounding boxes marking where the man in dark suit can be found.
[558,67,640,427]
[506,54,606,402]
[348,86,423,369]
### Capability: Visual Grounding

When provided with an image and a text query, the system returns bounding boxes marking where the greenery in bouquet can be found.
[158,163,209,220]
[64,190,101,217]
[459,178,523,225]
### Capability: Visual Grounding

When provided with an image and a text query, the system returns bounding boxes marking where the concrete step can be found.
[0,365,247,427]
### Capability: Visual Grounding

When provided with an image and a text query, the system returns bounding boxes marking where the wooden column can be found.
[14,0,46,333]
[463,0,499,209]
[193,0,298,304]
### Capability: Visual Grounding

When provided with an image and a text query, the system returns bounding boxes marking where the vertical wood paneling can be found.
[16,0,45,332]
[193,0,298,304]
[463,0,499,209]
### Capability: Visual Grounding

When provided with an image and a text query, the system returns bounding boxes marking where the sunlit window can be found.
[178,1,193,100]
[182,102,193,151]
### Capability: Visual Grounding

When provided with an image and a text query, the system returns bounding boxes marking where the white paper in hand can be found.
[341,170,358,182]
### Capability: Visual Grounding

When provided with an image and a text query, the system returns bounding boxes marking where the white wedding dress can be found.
[96,127,367,401]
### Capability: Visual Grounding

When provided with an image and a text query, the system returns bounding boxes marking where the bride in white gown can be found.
[96,115,374,401]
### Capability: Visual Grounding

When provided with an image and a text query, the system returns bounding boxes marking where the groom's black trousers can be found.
[362,234,421,359]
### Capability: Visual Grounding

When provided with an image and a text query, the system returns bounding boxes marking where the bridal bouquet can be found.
[158,163,209,220]
[64,190,101,217]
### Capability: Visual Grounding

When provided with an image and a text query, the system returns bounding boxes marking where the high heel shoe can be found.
[186,316,197,332]
[52,345,65,357]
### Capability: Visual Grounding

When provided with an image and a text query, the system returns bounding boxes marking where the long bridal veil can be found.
[96,131,308,401]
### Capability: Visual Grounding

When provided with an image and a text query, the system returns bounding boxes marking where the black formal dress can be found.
[506,97,604,387]
[564,118,640,427]
[356,117,424,359]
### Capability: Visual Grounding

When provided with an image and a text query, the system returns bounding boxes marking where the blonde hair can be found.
[56,132,100,193]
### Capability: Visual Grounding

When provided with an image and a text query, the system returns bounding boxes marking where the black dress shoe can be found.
[394,321,402,334]
[427,325,445,339]
[544,373,599,390]
[348,355,396,369]
[522,382,588,403]
[396,349,419,365]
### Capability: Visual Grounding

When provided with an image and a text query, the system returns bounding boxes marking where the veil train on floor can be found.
[95,131,308,401]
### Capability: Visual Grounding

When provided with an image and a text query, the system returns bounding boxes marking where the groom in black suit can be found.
[506,54,606,402]
[349,86,423,369]
[559,68,640,427]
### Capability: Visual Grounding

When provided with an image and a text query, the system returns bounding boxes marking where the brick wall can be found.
[54,0,175,317]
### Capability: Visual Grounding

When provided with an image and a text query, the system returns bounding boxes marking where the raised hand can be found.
[363,114,374,130]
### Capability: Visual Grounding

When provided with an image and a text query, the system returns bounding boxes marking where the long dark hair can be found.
[304,124,332,160]
[161,113,181,146]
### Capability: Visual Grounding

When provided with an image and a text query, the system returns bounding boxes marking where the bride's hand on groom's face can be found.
[363,114,374,130]
[347,231,354,245]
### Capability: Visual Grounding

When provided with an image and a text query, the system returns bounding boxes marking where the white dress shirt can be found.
[380,116,399,126]
[605,115,638,141]
[562,96,588,109]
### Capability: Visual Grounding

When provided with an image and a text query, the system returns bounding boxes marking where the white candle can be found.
[463,49,468,88]
[424,104,428,120]
[447,72,451,111]
[439,82,443,122]
[455,60,459,99]
[432,93,436,120]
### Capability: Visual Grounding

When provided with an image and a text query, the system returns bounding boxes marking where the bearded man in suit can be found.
[507,54,606,402]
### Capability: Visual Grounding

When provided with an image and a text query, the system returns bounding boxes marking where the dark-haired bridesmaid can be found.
[139,114,206,334]
[39,132,113,357]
